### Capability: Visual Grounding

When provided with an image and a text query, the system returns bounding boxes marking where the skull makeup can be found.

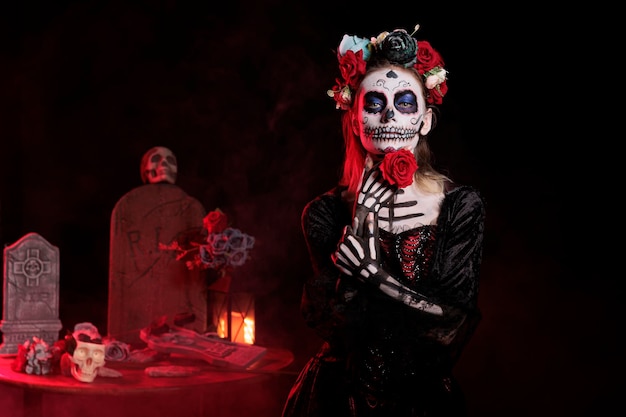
[70,341,106,383]
[140,146,178,184]
[353,66,432,155]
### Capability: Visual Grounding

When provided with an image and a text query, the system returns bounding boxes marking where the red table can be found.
[0,347,295,417]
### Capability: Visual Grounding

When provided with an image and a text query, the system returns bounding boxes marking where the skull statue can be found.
[68,322,106,383]
[70,340,106,383]
[140,146,178,184]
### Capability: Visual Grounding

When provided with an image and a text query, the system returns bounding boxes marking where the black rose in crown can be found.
[376,29,418,67]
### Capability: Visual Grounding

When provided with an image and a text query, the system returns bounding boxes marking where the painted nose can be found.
[381,108,395,122]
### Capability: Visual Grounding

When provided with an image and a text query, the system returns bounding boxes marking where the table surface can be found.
[0,347,294,395]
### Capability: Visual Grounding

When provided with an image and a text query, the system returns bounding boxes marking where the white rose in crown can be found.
[424,67,447,89]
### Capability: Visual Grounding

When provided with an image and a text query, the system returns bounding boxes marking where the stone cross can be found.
[0,233,62,354]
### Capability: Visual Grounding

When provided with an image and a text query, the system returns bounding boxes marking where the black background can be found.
[0,2,618,416]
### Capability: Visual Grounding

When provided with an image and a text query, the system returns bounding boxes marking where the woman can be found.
[282,27,485,416]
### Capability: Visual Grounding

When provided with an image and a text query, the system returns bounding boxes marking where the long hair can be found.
[338,63,449,201]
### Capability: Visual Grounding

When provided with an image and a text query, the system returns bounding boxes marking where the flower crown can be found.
[327,25,448,110]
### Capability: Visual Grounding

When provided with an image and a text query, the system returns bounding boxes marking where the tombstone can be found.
[107,147,208,346]
[0,233,62,355]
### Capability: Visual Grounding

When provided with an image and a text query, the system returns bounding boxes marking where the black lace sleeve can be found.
[415,185,485,360]
[299,188,352,342]
[429,185,486,310]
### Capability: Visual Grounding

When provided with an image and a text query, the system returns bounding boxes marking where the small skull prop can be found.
[68,322,106,383]
[140,146,178,184]
[71,341,105,383]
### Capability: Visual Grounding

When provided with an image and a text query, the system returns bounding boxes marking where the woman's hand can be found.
[353,165,395,236]
[332,212,382,280]
[333,212,444,316]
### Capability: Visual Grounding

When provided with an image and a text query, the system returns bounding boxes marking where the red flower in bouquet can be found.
[203,208,228,234]
[159,208,254,272]
[380,149,418,188]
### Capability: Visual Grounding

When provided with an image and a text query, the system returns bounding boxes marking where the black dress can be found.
[282,183,486,417]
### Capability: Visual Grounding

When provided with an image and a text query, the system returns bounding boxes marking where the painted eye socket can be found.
[364,92,386,114]
[394,91,418,113]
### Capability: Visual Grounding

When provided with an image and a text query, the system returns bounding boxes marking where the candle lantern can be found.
[208,290,255,345]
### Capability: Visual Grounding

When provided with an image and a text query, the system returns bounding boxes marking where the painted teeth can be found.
[366,127,417,141]
[373,133,413,140]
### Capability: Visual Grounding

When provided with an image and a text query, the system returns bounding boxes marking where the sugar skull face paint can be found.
[353,66,431,155]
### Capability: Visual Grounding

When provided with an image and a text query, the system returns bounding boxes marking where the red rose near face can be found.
[380,149,418,188]
[203,209,228,234]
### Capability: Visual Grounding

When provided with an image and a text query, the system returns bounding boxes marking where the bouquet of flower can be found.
[11,336,59,375]
[159,208,255,273]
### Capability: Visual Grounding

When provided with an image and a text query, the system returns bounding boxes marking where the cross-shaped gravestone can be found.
[0,233,62,354]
